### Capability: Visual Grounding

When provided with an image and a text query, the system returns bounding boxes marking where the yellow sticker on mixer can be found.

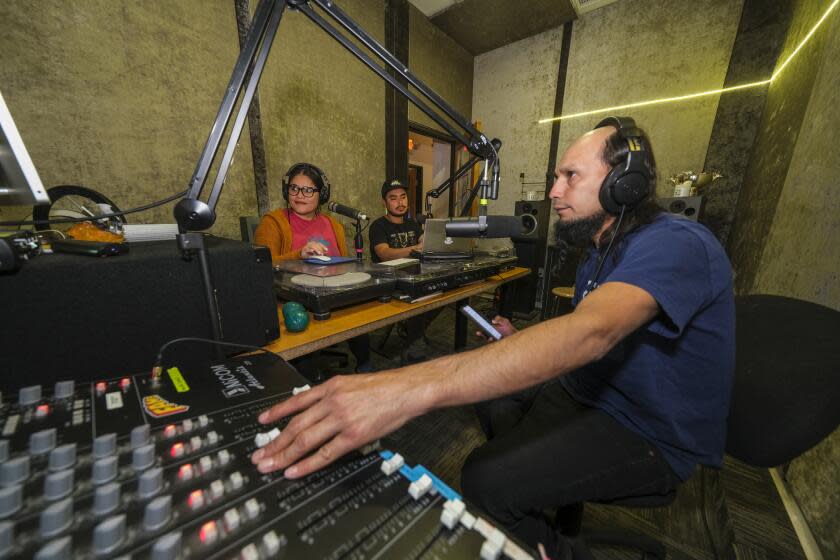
[167,367,190,393]
[143,395,189,418]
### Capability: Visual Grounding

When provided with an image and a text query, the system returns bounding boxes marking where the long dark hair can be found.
[596,126,663,255]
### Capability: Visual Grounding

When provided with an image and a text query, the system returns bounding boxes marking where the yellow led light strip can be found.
[538,0,839,123]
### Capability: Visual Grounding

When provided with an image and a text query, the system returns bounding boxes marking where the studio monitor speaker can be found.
[656,196,704,222]
[510,199,552,316]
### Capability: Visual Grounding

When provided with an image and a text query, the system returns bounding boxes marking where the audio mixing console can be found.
[0,354,534,559]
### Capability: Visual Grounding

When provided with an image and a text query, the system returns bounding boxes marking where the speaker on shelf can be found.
[656,195,704,222]
[0,237,280,390]
[509,199,551,317]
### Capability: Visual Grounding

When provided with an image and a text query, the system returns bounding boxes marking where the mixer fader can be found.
[0,354,534,559]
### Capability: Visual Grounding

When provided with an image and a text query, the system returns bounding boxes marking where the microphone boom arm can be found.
[175,0,501,233]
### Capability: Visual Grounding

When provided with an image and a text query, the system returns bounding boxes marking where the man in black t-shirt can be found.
[369,179,436,363]
[369,179,424,263]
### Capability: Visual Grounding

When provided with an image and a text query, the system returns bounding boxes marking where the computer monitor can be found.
[0,90,50,206]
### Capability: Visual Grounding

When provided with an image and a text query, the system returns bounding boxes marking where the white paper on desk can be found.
[379,258,419,266]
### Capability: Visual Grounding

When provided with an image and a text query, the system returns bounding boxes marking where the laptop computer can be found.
[419,218,473,259]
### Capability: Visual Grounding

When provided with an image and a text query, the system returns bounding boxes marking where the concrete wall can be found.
[0,1,255,237]
[701,0,793,246]
[749,6,840,307]
[727,0,835,295]
[471,0,744,233]
[407,3,474,138]
[728,0,840,554]
[0,1,475,244]
[472,27,565,219]
[255,0,386,247]
[557,0,744,196]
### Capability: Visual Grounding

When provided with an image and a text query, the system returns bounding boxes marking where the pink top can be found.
[287,210,341,256]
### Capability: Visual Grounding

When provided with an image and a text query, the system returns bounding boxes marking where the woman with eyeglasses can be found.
[254,162,372,373]
[255,162,350,261]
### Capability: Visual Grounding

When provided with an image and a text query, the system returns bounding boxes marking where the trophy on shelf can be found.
[669,170,723,197]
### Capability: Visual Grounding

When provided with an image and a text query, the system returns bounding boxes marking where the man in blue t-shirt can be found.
[250,118,735,558]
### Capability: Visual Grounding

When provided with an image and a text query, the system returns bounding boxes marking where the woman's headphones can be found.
[595,116,651,215]
[281,162,331,205]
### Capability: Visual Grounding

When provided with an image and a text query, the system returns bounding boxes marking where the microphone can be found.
[445,215,537,238]
[327,201,368,221]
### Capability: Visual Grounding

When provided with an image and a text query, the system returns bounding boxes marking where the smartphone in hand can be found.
[459,304,503,341]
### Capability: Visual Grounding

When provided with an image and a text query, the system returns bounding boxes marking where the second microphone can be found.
[327,201,368,221]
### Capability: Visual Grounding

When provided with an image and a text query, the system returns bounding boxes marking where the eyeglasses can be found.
[288,184,320,198]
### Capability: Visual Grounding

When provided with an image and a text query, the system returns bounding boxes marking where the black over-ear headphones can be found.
[281,162,331,205]
[594,116,651,215]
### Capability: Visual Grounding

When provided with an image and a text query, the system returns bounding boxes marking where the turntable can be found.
[391,253,518,300]
[273,259,396,319]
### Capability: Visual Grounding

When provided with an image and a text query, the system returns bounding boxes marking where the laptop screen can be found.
[422,219,473,254]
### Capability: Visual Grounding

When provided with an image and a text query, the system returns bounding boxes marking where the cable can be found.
[0,187,189,227]
[36,229,67,240]
[586,205,627,294]
[150,337,288,379]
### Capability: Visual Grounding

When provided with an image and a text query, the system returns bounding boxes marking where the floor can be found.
[307,295,806,560]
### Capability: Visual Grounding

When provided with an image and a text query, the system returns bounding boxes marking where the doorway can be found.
[408,123,472,218]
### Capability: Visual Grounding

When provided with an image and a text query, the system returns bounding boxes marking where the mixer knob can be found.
[151,531,182,560]
[0,485,22,518]
[93,514,126,557]
[30,428,58,455]
[262,530,286,556]
[39,497,73,538]
[138,467,164,499]
[53,381,75,400]
[91,456,118,485]
[0,521,14,558]
[223,507,241,531]
[130,424,151,449]
[143,494,172,531]
[92,433,117,459]
[48,444,77,471]
[0,456,30,487]
[19,384,42,406]
[93,482,121,516]
[132,444,156,471]
[0,440,8,463]
[34,535,72,560]
[240,543,259,560]
[44,469,74,501]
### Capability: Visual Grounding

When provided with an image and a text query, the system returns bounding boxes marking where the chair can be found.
[545,286,575,318]
[239,215,260,243]
[578,294,840,559]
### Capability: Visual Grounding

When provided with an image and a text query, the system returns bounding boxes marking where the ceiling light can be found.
[538,0,838,123]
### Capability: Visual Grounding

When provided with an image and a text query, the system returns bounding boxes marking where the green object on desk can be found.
[282,302,309,332]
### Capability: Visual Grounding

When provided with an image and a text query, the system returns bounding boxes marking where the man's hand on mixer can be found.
[250,369,434,478]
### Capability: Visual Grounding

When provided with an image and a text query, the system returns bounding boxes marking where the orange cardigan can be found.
[254,208,349,261]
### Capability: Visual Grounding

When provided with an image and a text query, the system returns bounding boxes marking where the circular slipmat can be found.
[290,272,371,288]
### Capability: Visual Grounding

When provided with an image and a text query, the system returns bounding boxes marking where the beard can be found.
[553,210,608,249]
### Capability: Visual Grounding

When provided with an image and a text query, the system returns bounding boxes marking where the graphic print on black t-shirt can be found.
[369,217,423,262]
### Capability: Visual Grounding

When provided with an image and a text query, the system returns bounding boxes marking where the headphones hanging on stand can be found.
[281,162,331,205]
[595,116,651,215]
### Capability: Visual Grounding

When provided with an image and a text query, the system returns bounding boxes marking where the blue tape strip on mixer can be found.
[380,450,462,501]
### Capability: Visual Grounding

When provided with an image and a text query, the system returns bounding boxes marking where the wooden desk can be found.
[264,266,530,360]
